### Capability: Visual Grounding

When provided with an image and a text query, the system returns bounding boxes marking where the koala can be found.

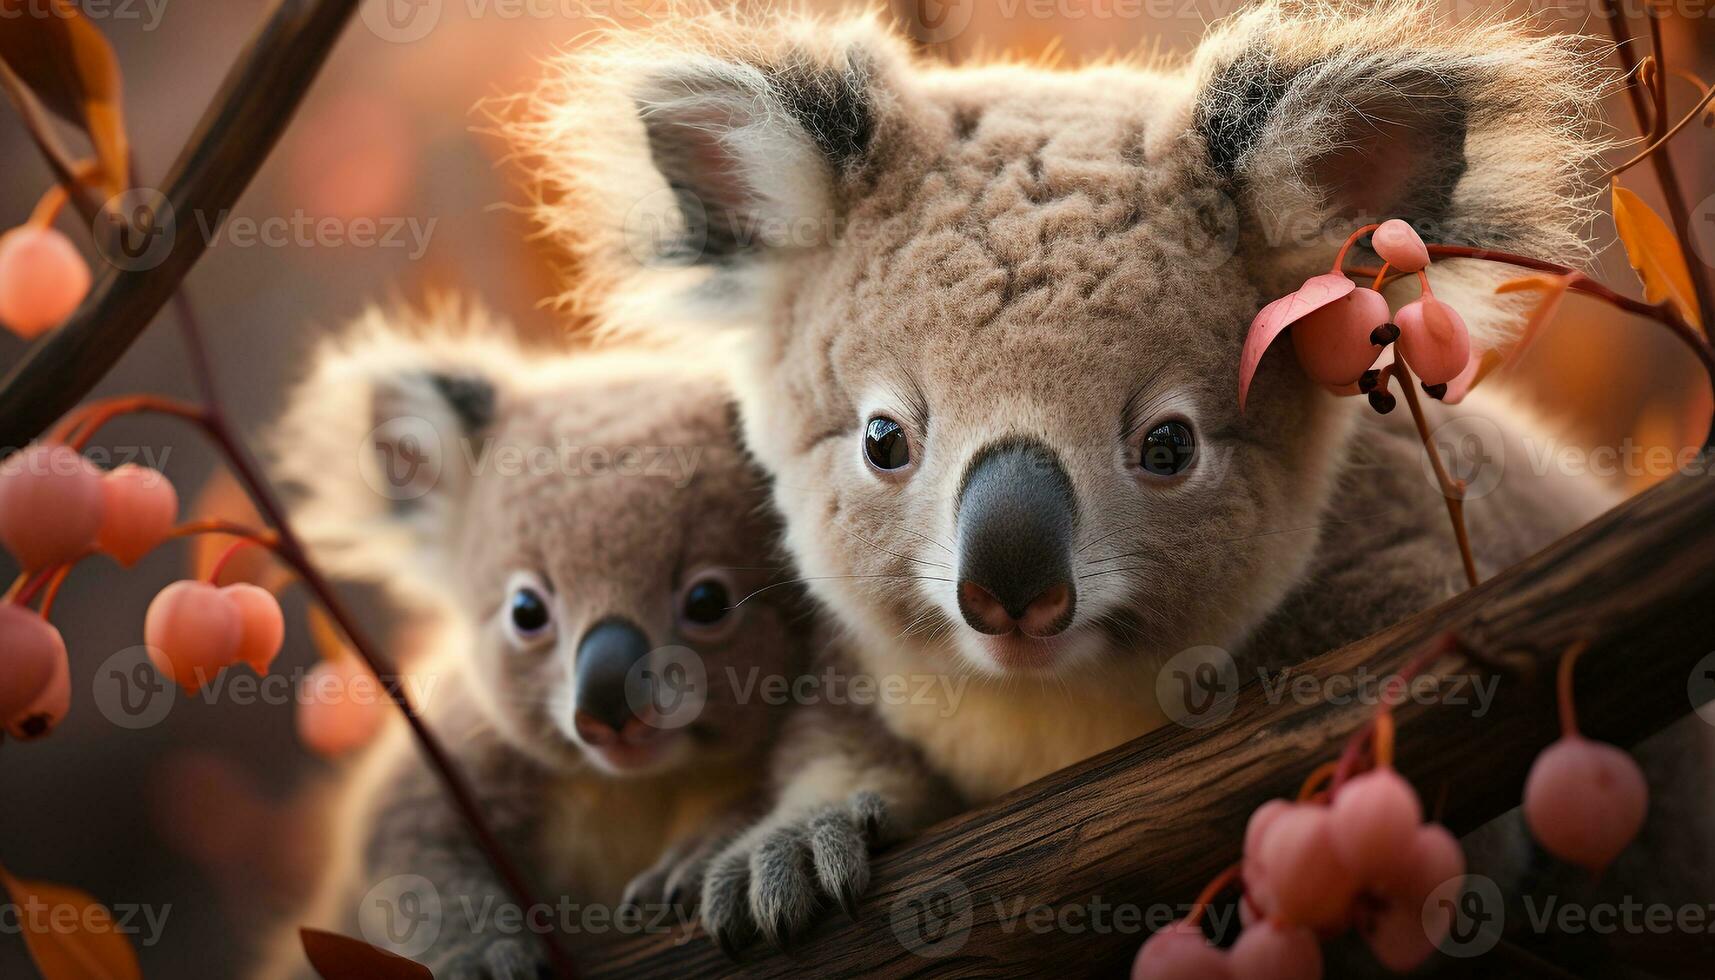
[517,0,1709,957]
[258,305,810,977]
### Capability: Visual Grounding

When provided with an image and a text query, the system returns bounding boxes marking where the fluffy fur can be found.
[518,0,1652,953]
[259,306,807,977]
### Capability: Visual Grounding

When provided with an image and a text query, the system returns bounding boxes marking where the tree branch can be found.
[0,0,363,453]
[589,466,1715,976]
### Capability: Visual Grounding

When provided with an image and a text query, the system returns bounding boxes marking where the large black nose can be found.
[954,439,1078,637]
[573,618,651,738]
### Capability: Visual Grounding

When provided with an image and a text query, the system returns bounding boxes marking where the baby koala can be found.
[262,305,806,977]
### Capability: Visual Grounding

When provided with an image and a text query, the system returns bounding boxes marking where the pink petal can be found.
[1373,219,1430,273]
[1239,275,1355,411]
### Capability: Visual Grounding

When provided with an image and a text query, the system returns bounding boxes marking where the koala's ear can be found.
[1187,1,1608,272]
[270,303,514,598]
[512,13,903,321]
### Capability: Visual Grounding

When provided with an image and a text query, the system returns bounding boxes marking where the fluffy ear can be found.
[270,302,518,601]
[1188,0,1610,318]
[509,11,902,323]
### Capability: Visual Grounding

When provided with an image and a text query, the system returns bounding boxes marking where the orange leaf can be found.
[0,867,142,980]
[0,0,130,196]
[300,928,432,980]
[1612,180,1703,334]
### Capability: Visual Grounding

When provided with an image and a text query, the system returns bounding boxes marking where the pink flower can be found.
[1239,274,1386,410]
[1372,219,1430,273]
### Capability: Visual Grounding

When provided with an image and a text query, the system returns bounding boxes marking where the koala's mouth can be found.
[572,714,688,775]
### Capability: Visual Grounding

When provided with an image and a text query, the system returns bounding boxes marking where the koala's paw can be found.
[700,791,887,954]
[620,835,723,915]
[431,936,549,980]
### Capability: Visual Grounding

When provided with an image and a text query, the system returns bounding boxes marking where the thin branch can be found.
[1391,358,1479,588]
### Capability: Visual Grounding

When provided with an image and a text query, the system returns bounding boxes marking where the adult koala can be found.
[516,0,1649,950]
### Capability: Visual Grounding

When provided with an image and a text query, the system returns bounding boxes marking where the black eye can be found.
[509,587,552,635]
[864,416,911,471]
[681,579,731,626]
[1139,421,1195,477]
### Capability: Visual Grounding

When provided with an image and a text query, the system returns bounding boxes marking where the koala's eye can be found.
[503,572,555,645]
[1139,421,1196,477]
[864,416,911,471]
[682,579,730,625]
[677,570,742,641]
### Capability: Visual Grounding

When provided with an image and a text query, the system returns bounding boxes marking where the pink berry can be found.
[297,657,388,757]
[1394,298,1471,386]
[1290,286,1386,386]
[1329,768,1424,883]
[96,464,179,567]
[0,227,91,339]
[1229,920,1322,980]
[4,640,70,740]
[1257,806,1360,930]
[1523,735,1648,873]
[144,581,243,693]
[1360,896,1436,973]
[1242,798,1294,915]
[1372,220,1430,273]
[0,443,104,571]
[223,583,284,675]
[1132,918,1232,980]
[1373,822,1464,898]
[0,604,66,721]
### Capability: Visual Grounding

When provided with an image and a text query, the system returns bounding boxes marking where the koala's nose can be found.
[954,439,1078,638]
[573,618,651,740]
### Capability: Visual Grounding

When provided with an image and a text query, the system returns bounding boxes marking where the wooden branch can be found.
[0,0,362,454]
[591,467,1715,977]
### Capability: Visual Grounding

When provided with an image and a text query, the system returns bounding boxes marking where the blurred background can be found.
[0,0,1711,975]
